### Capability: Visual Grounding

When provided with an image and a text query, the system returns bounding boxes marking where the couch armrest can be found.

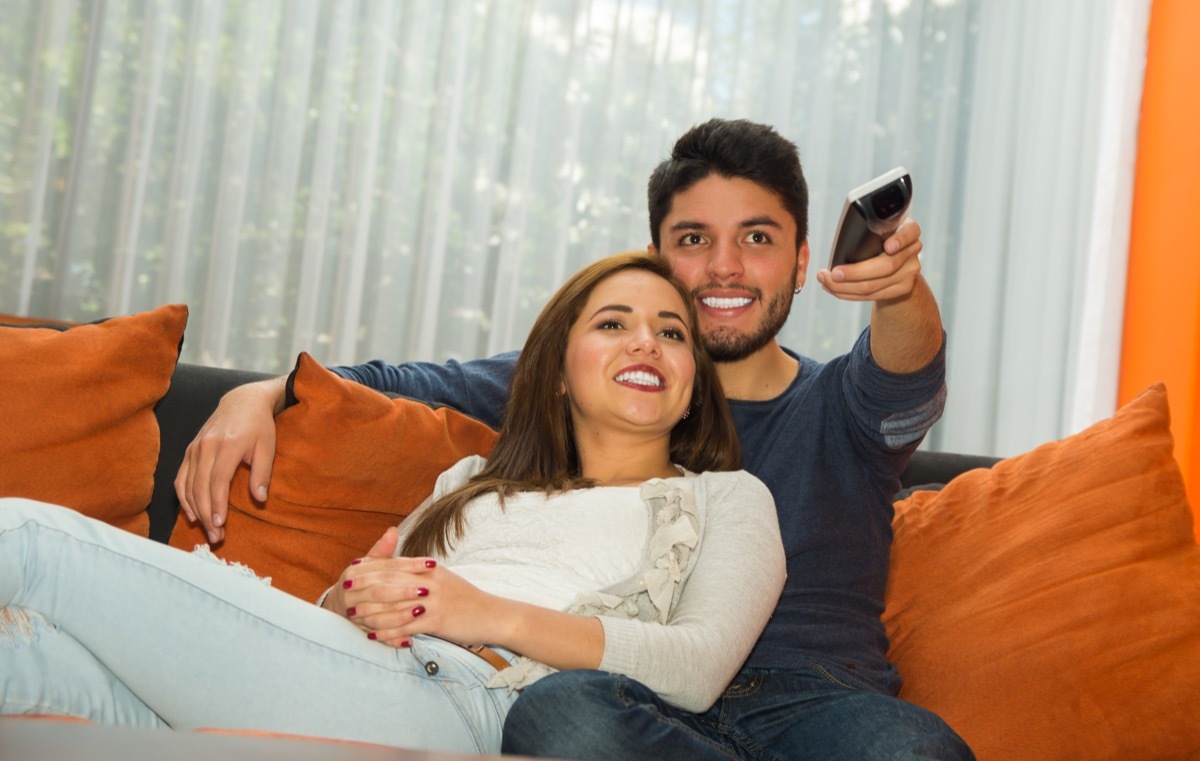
[900,449,1000,491]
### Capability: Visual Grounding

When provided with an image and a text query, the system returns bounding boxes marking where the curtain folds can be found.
[0,0,1150,458]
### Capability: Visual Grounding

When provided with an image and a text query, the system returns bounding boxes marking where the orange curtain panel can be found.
[1121,0,1200,537]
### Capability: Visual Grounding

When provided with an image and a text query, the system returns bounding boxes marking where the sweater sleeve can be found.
[595,471,785,712]
[843,327,947,452]
[328,352,519,430]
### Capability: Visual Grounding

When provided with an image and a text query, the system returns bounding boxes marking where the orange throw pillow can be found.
[169,353,499,602]
[0,305,187,536]
[884,383,1200,760]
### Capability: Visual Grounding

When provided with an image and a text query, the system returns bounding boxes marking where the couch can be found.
[2,305,1199,760]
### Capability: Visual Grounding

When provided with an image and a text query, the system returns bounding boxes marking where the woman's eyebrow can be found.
[586,304,686,325]
[587,304,632,320]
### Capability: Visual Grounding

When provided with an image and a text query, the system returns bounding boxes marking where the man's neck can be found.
[715,340,800,402]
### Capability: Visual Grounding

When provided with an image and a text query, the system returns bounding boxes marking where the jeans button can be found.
[425,661,440,676]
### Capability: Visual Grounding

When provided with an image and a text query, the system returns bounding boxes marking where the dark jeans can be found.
[501,666,975,761]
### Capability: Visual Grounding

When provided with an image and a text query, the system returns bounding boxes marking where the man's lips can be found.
[696,286,759,313]
[614,364,665,391]
[700,295,755,310]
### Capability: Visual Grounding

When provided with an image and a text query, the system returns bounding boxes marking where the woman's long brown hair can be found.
[401,252,740,557]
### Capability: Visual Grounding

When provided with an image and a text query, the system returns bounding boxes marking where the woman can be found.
[0,253,784,755]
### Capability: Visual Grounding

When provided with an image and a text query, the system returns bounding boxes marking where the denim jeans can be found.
[0,499,517,754]
[501,666,976,760]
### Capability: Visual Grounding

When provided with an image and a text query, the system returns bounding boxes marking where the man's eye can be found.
[679,233,704,246]
[746,231,770,244]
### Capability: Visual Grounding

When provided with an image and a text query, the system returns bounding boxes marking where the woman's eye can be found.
[598,319,623,330]
[660,327,686,341]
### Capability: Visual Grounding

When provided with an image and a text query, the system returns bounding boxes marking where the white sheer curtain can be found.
[0,0,1149,458]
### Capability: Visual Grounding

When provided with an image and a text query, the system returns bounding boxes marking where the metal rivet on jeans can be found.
[424,661,440,676]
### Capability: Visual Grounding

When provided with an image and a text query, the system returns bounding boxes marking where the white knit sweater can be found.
[398,456,785,712]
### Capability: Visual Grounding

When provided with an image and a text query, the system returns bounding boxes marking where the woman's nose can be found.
[628,329,661,356]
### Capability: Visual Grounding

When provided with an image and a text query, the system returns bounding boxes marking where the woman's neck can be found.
[576,436,678,486]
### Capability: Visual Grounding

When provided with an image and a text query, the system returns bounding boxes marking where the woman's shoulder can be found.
[677,467,763,485]
[677,469,773,504]
[431,454,489,495]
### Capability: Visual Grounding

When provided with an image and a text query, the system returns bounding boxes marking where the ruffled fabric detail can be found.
[488,477,699,692]
[485,657,546,691]
[640,480,698,622]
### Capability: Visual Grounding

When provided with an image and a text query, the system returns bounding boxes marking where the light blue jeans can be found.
[0,498,518,754]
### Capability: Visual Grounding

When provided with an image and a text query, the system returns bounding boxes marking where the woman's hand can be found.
[322,527,402,625]
[355,560,505,648]
[325,527,504,649]
[327,528,604,669]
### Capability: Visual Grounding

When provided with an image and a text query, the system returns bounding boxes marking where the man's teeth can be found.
[702,296,753,309]
[615,371,663,388]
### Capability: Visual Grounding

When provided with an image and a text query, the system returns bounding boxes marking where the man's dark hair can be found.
[648,118,809,251]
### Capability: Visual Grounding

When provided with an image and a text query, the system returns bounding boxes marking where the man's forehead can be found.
[667,214,785,231]
[667,176,789,217]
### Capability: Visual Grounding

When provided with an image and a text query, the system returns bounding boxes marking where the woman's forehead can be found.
[585,269,684,310]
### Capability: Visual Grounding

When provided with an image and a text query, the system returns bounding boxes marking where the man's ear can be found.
[796,239,811,288]
[647,242,658,257]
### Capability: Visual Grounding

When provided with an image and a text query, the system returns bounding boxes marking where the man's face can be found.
[651,174,810,362]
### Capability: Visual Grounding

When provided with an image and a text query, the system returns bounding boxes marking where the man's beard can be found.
[700,286,795,363]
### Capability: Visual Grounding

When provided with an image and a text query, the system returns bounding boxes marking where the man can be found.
[177,119,972,760]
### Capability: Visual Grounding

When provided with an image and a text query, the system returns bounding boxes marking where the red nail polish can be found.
[424,559,437,568]
[346,606,356,617]
[412,605,425,618]
[367,632,377,640]
[400,639,411,648]
[343,579,353,589]
[416,587,429,598]
[351,559,363,565]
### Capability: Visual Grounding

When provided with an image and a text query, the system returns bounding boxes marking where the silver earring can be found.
[681,407,691,421]
[793,285,802,294]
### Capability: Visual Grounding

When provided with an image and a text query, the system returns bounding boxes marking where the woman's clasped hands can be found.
[324,526,504,650]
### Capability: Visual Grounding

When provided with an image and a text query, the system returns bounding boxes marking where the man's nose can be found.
[706,239,744,279]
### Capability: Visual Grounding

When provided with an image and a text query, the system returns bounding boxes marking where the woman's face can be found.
[562,269,696,439]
